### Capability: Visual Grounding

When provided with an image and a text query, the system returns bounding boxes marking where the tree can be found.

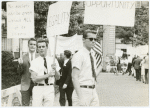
[116,5,149,46]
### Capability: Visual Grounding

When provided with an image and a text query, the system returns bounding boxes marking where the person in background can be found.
[72,30,99,106]
[140,56,146,83]
[17,38,39,106]
[133,56,142,81]
[117,57,122,74]
[29,39,60,106]
[127,54,132,76]
[144,53,149,84]
[132,55,137,78]
[59,50,74,106]
[58,53,64,75]
[120,53,128,75]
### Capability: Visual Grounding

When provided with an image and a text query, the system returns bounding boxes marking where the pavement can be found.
[54,72,149,106]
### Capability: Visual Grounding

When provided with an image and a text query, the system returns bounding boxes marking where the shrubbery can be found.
[2,51,21,89]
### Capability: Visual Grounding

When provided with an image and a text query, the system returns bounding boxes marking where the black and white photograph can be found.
[1,1,149,106]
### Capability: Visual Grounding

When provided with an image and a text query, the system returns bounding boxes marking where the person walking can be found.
[71,30,99,106]
[132,55,137,77]
[133,56,142,81]
[117,57,122,74]
[120,53,128,75]
[144,53,149,84]
[17,38,39,106]
[127,55,132,76]
[29,39,60,106]
[59,50,74,106]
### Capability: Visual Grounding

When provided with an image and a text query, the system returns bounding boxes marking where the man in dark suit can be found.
[17,38,39,106]
[59,50,74,106]
[133,56,142,81]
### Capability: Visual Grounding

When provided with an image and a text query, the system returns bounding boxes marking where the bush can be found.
[2,51,21,89]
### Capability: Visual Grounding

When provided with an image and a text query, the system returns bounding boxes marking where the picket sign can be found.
[1,85,21,106]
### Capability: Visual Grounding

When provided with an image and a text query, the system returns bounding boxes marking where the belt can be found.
[80,85,95,89]
[35,83,54,86]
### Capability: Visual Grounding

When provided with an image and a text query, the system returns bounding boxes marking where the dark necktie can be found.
[44,58,48,85]
[89,53,97,81]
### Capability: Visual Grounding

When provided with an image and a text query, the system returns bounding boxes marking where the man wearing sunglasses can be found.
[71,30,99,106]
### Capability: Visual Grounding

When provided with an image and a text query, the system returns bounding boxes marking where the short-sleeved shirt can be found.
[71,47,96,85]
[29,56,60,84]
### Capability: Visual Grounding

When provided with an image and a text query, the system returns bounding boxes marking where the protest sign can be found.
[48,34,83,56]
[84,1,135,27]
[47,1,72,37]
[7,1,34,38]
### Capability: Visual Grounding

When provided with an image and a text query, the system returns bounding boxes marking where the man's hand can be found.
[18,58,23,64]
[48,69,55,77]
[62,84,67,89]
[51,63,56,70]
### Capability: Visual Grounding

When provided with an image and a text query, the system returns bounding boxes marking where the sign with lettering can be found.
[7,2,34,38]
[84,1,135,27]
[47,1,72,37]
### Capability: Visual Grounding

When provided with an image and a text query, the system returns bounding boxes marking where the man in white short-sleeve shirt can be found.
[29,39,60,106]
[71,30,99,106]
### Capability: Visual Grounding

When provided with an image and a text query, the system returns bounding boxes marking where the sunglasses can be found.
[86,38,97,41]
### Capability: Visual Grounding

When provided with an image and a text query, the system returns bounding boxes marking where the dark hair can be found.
[64,50,71,58]
[37,38,49,47]
[83,30,96,39]
[28,38,36,45]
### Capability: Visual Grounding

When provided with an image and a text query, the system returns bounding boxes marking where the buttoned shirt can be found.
[29,56,60,84]
[72,47,96,85]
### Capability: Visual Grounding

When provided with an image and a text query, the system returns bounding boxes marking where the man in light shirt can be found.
[17,38,39,106]
[71,30,99,106]
[29,39,60,106]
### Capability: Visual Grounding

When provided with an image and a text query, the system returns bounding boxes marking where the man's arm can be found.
[17,58,24,75]
[29,69,54,83]
[72,67,82,100]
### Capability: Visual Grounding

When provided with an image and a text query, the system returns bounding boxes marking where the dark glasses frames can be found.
[86,38,97,41]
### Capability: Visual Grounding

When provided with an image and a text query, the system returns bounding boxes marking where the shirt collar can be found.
[39,55,49,59]
[83,46,91,54]
[29,51,35,56]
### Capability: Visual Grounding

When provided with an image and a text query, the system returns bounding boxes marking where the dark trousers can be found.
[127,63,132,75]
[135,69,141,81]
[59,86,74,106]
[145,69,149,84]
[20,82,34,106]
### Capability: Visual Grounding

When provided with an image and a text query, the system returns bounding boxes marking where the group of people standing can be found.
[132,54,149,84]
[17,30,100,106]
[113,52,149,84]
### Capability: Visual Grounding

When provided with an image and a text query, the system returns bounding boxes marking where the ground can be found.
[2,72,148,106]
[54,72,149,106]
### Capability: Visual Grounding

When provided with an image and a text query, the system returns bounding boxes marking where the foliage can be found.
[2,1,149,44]
[2,51,20,89]
[34,1,57,38]
[116,6,149,46]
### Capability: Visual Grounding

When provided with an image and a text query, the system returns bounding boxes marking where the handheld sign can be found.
[47,1,72,37]
[84,1,135,27]
[7,1,34,38]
